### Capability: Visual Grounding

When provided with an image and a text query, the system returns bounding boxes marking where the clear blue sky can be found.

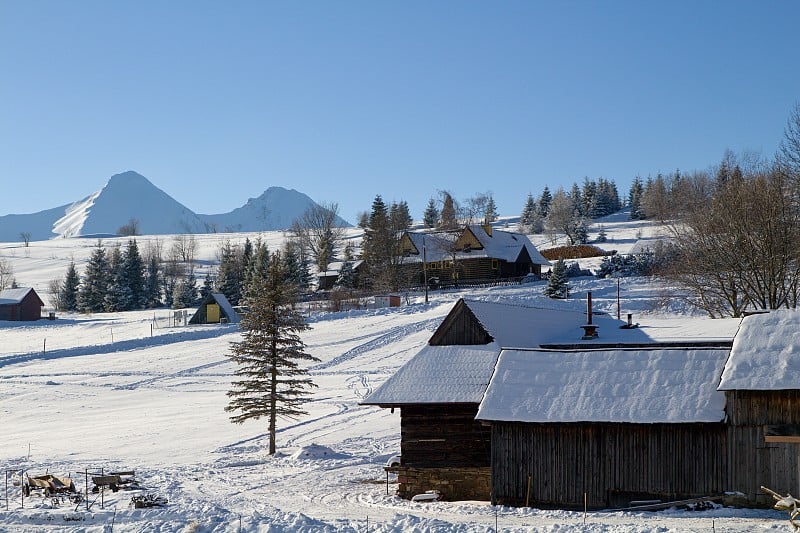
[2,1,798,225]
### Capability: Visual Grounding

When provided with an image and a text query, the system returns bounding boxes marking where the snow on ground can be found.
[0,216,793,531]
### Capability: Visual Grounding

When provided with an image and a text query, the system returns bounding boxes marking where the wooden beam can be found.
[765,424,800,443]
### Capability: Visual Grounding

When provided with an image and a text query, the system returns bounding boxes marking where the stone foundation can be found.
[396,466,491,501]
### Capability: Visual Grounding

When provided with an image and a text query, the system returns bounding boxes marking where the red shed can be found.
[0,287,44,321]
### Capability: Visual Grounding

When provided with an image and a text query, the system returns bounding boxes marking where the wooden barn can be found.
[0,287,44,321]
[477,347,731,509]
[718,310,800,506]
[362,299,622,501]
[362,296,772,507]
[189,292,240,325]
[397,225,550,286]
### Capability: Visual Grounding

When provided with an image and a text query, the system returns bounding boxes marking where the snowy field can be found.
[0,216,793,531]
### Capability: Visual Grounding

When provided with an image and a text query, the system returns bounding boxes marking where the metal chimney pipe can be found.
[587,291,592,325]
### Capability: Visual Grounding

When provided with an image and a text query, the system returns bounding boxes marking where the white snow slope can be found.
[0,213,791,532]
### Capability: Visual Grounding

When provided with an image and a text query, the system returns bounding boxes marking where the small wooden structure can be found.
[374,295,401,308]
[0,287,44,321]
[189,292,240,324]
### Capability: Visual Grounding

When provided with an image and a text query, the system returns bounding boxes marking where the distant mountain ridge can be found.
[0,171,350,242]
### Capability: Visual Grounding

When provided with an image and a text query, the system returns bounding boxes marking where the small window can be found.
[492,259,499,270]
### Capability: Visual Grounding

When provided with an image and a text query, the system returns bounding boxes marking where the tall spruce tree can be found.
[629,176,645,220]
[439,192,458,230]
[422,198,440,228]
[225,250,320,455]
[537,186,552,218]
[78,242,110,312]
[144,255,163,308]
[361,195,394,289]
[283,240,311,292]
[104,245,131,311]
[544,259,569,299]
[216,242,243,306]
[58,260,80,312]
[483,195,498,224]
[123,239,146,309]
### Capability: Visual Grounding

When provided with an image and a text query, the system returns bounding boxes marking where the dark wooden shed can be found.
[0,287,44,321]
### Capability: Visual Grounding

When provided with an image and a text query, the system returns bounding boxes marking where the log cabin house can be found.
[397,225,550,287]
[364,298,800,509]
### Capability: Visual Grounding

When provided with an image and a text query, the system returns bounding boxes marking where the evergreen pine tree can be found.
[361,195,394,289]
[544,259,569,299]
[569,183,583,216]
[144,255,163,308]
[283,240,311,292]
[439,193,458,230]
[58,260,80,312]
[78,242,110,312]
[422,198,440,229]
[225,250,320,455]
[123,239,146,309]
[104,245,132,311]
[537,186,552,218]
[172,269,198,309]
[483,195,498,224]
[200,272,215,301]
[629,176,645,220]
[216,242,243,306]
[390,200,413,232]
[334,260,355,289]
[244,240,270,300]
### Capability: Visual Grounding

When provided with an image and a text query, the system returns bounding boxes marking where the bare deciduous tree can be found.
[0,257,15,290]
[663,167,800,317]
[289,202,346,272]
[118,219,140,237]
[20,232,31,247]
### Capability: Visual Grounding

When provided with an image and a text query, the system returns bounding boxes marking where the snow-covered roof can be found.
[361,343,501,406]
[464,225,550,266]
[0,287,38,305]
[401,232,453,263]
[461,299,614,348]
[399,227,550,266]
[718,310,800,391]
[477,348,730,423]
[316,260,364,278]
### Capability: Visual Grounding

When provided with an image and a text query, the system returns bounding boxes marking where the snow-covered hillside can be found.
[0,214,790,531]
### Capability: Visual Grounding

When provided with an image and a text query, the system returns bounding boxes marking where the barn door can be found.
[207,304,220,323]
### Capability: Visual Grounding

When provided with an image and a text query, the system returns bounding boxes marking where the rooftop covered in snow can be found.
[361,343,501,406]
[477,347,730,424]
[718,309,800,391]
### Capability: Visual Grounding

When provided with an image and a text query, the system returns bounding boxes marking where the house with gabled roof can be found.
[362,296,760,507]
[397,225,550,287]
[0,287,44,321]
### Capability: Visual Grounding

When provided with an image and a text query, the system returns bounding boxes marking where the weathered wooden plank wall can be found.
[726,391,800,504]
[491,422,727,509]
[401,404,490,468]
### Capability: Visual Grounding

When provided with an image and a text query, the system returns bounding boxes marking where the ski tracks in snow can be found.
[311,317,440,372]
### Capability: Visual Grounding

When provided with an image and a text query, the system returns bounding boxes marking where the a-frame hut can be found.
[189,292,240,325]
